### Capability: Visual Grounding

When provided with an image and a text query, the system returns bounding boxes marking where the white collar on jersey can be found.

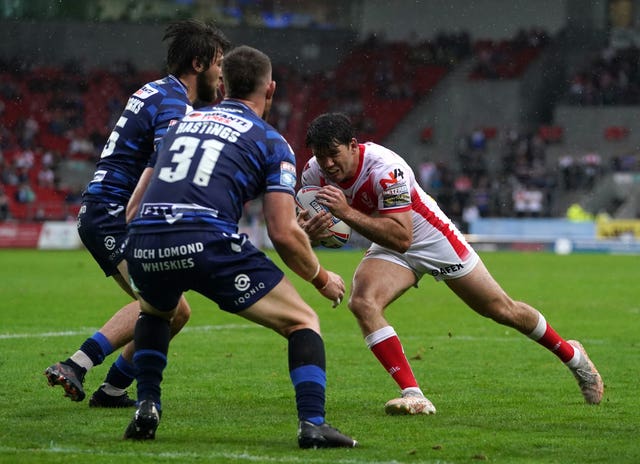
[167,74,188,95]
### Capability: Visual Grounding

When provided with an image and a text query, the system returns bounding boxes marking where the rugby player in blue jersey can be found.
[121,45,357,448]
[44,19,230,408]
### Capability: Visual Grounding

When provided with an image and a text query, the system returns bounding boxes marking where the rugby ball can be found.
[295,186,351,248]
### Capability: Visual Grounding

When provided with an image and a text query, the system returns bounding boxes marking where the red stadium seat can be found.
[482,127,498,139]
[420,126,434,143]
[604,126,630,141]
[538,125,563,143]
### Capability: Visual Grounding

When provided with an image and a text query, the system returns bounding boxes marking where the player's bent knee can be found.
[286,309,321,336]
[175,297,192,319]
[348,295,378,318]
[479,300,521,327]
[141,307,175,321]
[170,311,190,335]
[139,298,177,321]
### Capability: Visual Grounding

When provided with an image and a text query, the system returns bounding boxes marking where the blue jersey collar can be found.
[168,74,189,96]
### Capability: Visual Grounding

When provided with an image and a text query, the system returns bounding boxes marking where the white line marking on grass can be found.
[0,446,447,464]
[0,324,258,340]
[0,327,605,347]
[403,334,606,344]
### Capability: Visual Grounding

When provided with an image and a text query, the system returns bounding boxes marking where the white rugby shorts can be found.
[363,236,479,283]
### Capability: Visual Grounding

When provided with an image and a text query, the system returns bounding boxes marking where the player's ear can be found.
[266,80,276,100]
[192,57,205,73]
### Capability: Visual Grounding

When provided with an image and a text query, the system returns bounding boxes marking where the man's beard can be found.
[195,72,218,104]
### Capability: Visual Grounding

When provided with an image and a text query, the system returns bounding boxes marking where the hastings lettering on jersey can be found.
[175,121,240,142]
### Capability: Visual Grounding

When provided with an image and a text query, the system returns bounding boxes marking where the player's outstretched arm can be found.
[264,191,344,306]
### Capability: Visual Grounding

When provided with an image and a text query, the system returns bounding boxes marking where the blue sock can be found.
[133,313,170,409]
[104,354,136,390]
[290,365,326,425]
[288,328,326,425]
[80,331,114,366]
[133,349,166,409]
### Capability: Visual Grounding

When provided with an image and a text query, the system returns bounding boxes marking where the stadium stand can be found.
[2,9,640,225]
[468,28,549,80]
[286,32,467,174]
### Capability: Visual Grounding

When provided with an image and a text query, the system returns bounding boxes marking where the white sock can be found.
[527,312,546,340]
[364,326,396,349]
[69,350,94,372]
[565,346,583,368]
[401,387,424,397]
[100,382,126,396]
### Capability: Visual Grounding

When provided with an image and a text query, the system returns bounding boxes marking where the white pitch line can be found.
[0,324,259,340]
[402,334,606,345]
[0,445,451,464]
[0,326,605,347]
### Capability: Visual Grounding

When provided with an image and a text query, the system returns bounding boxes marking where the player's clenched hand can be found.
[316,186,350,220]
[296,208,310,226]
[318,271,345,308]
[298,209,334,242]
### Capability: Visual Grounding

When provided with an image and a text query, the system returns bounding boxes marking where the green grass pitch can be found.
[0,248,637,463]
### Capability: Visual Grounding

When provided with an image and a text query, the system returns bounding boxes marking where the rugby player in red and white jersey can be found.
[298,112,603,415]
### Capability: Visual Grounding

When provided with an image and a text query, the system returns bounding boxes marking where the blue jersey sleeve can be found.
[83,76,190,204]
[264,128,297,195]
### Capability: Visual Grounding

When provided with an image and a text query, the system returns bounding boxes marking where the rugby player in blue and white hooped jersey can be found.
[121,45,357,448]
[44,19,230,408]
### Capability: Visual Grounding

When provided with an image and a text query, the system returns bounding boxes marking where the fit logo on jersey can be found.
[134,84,159,99]
[140,202,219,225]
[380,168,404,188]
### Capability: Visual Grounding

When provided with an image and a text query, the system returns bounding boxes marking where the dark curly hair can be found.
[163,19,230,76]
[305,113,355,152]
